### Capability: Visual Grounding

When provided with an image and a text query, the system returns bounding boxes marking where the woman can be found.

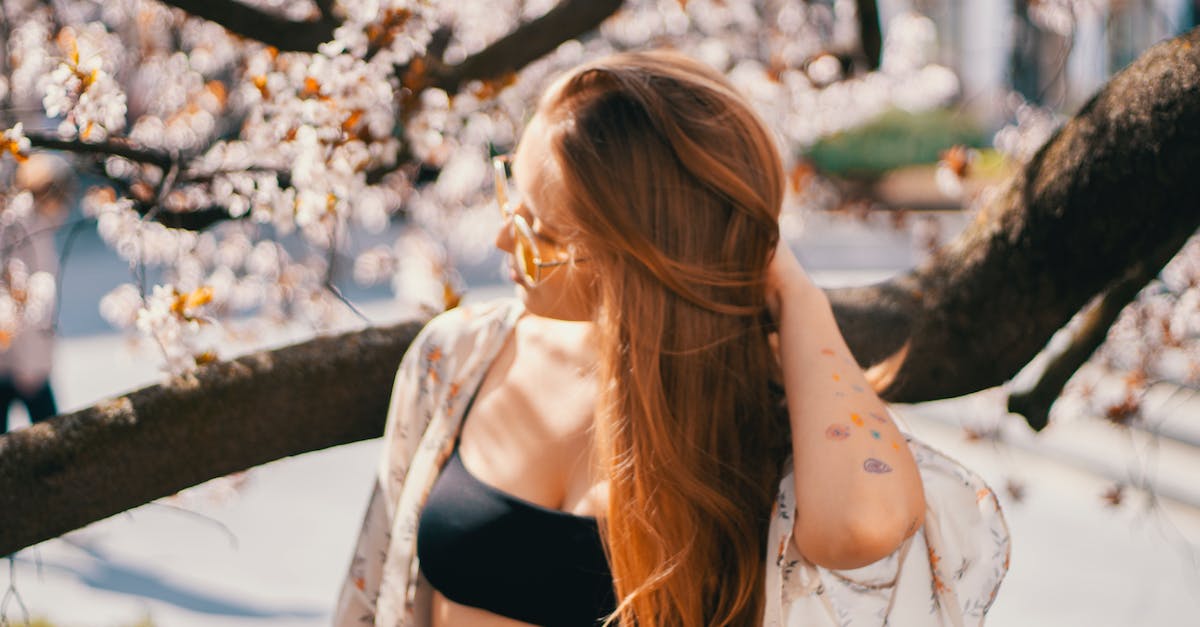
[336,50,1009,626]
[0,152,72,432]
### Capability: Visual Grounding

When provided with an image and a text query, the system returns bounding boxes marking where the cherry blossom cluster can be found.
[0,0,1180,391]
[390,0,963,282]
[40,24,128,141]
[0,0,977,374]
[7,6,59,114]
[133,283,220,376]
[34,1,435,371]
[0,124,30,161]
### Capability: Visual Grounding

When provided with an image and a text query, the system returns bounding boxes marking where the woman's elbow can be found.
[794,497,927,570]
[852,505,926,566]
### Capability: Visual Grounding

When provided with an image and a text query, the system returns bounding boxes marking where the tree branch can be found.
[25,130,172,170]
[157,0,340,53]
[1007,258,1157,431]
[0,320,424,555]
[830,26,1200,402]
[856,0,882,71]
[425,0,624,93]
[152,205,236,230]
[313,0,336,23]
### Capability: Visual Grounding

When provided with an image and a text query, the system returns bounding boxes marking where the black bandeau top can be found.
[416,446,617,626]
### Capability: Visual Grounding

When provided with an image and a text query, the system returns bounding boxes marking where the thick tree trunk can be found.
[3,28,1200,556]
[831,26,1200,400]
[0,322,423,555]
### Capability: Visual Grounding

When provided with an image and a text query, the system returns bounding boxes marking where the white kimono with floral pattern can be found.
[334,298,1010,627]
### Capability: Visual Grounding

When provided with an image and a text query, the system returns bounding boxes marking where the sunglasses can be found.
[492,154,581,287]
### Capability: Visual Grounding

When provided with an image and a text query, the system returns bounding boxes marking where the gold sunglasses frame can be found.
[492,154,576,287]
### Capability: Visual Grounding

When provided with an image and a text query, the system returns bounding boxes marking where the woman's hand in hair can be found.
[765,239,820,322]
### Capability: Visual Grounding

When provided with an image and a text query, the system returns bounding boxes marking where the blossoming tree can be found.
[0,0,1198,557]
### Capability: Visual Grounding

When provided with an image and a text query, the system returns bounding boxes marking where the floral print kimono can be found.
[334,299,1011,626]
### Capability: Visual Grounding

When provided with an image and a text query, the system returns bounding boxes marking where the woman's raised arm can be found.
[766,241,926,570]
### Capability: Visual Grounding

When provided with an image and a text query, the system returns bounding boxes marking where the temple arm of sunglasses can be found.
[536,257,589,269]
[493,157,510,210]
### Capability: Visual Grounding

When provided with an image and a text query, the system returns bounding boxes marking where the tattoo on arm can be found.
[863,458,893,474]
[826,424,851,440]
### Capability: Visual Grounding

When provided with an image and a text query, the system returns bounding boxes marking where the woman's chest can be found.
[453,331,607,517]
[455,387,607,518]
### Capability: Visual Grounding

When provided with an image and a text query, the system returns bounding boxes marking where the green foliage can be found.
[804,108,987,178]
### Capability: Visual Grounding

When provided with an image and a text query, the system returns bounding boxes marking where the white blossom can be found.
[135,283,219,375]
[39,24,128,139]
[1,123,31,160]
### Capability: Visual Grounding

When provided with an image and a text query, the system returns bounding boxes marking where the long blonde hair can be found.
[540,50,792,626]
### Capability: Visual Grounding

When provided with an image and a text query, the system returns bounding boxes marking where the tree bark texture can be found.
[157,0,340,53]
[3,28,1200,556]
[0,321,423,555]
[831,26,1200,401]
[426,0,624,93]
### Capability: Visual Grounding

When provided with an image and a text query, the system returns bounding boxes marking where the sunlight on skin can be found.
[818,347,906,476]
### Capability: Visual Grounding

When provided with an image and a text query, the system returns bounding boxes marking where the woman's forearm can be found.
[777,278,925,570]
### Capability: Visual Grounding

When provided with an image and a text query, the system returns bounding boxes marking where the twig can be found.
[24,130,172,170]
[325,211,339,286]
[144,500,240,550]
[1036,21,1076,109]
[0,556,30,627]
[181,167,291,188]
[0,217,88,260]
[1008,260,1157,431]
[423,0,624,93]
[855,0,882,71]
[50,218,89,334]
[324,281,370,325]
[132,150,182,300]
[156,0,341,53]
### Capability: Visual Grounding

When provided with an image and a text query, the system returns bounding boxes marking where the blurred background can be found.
[2,0,1200,625]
